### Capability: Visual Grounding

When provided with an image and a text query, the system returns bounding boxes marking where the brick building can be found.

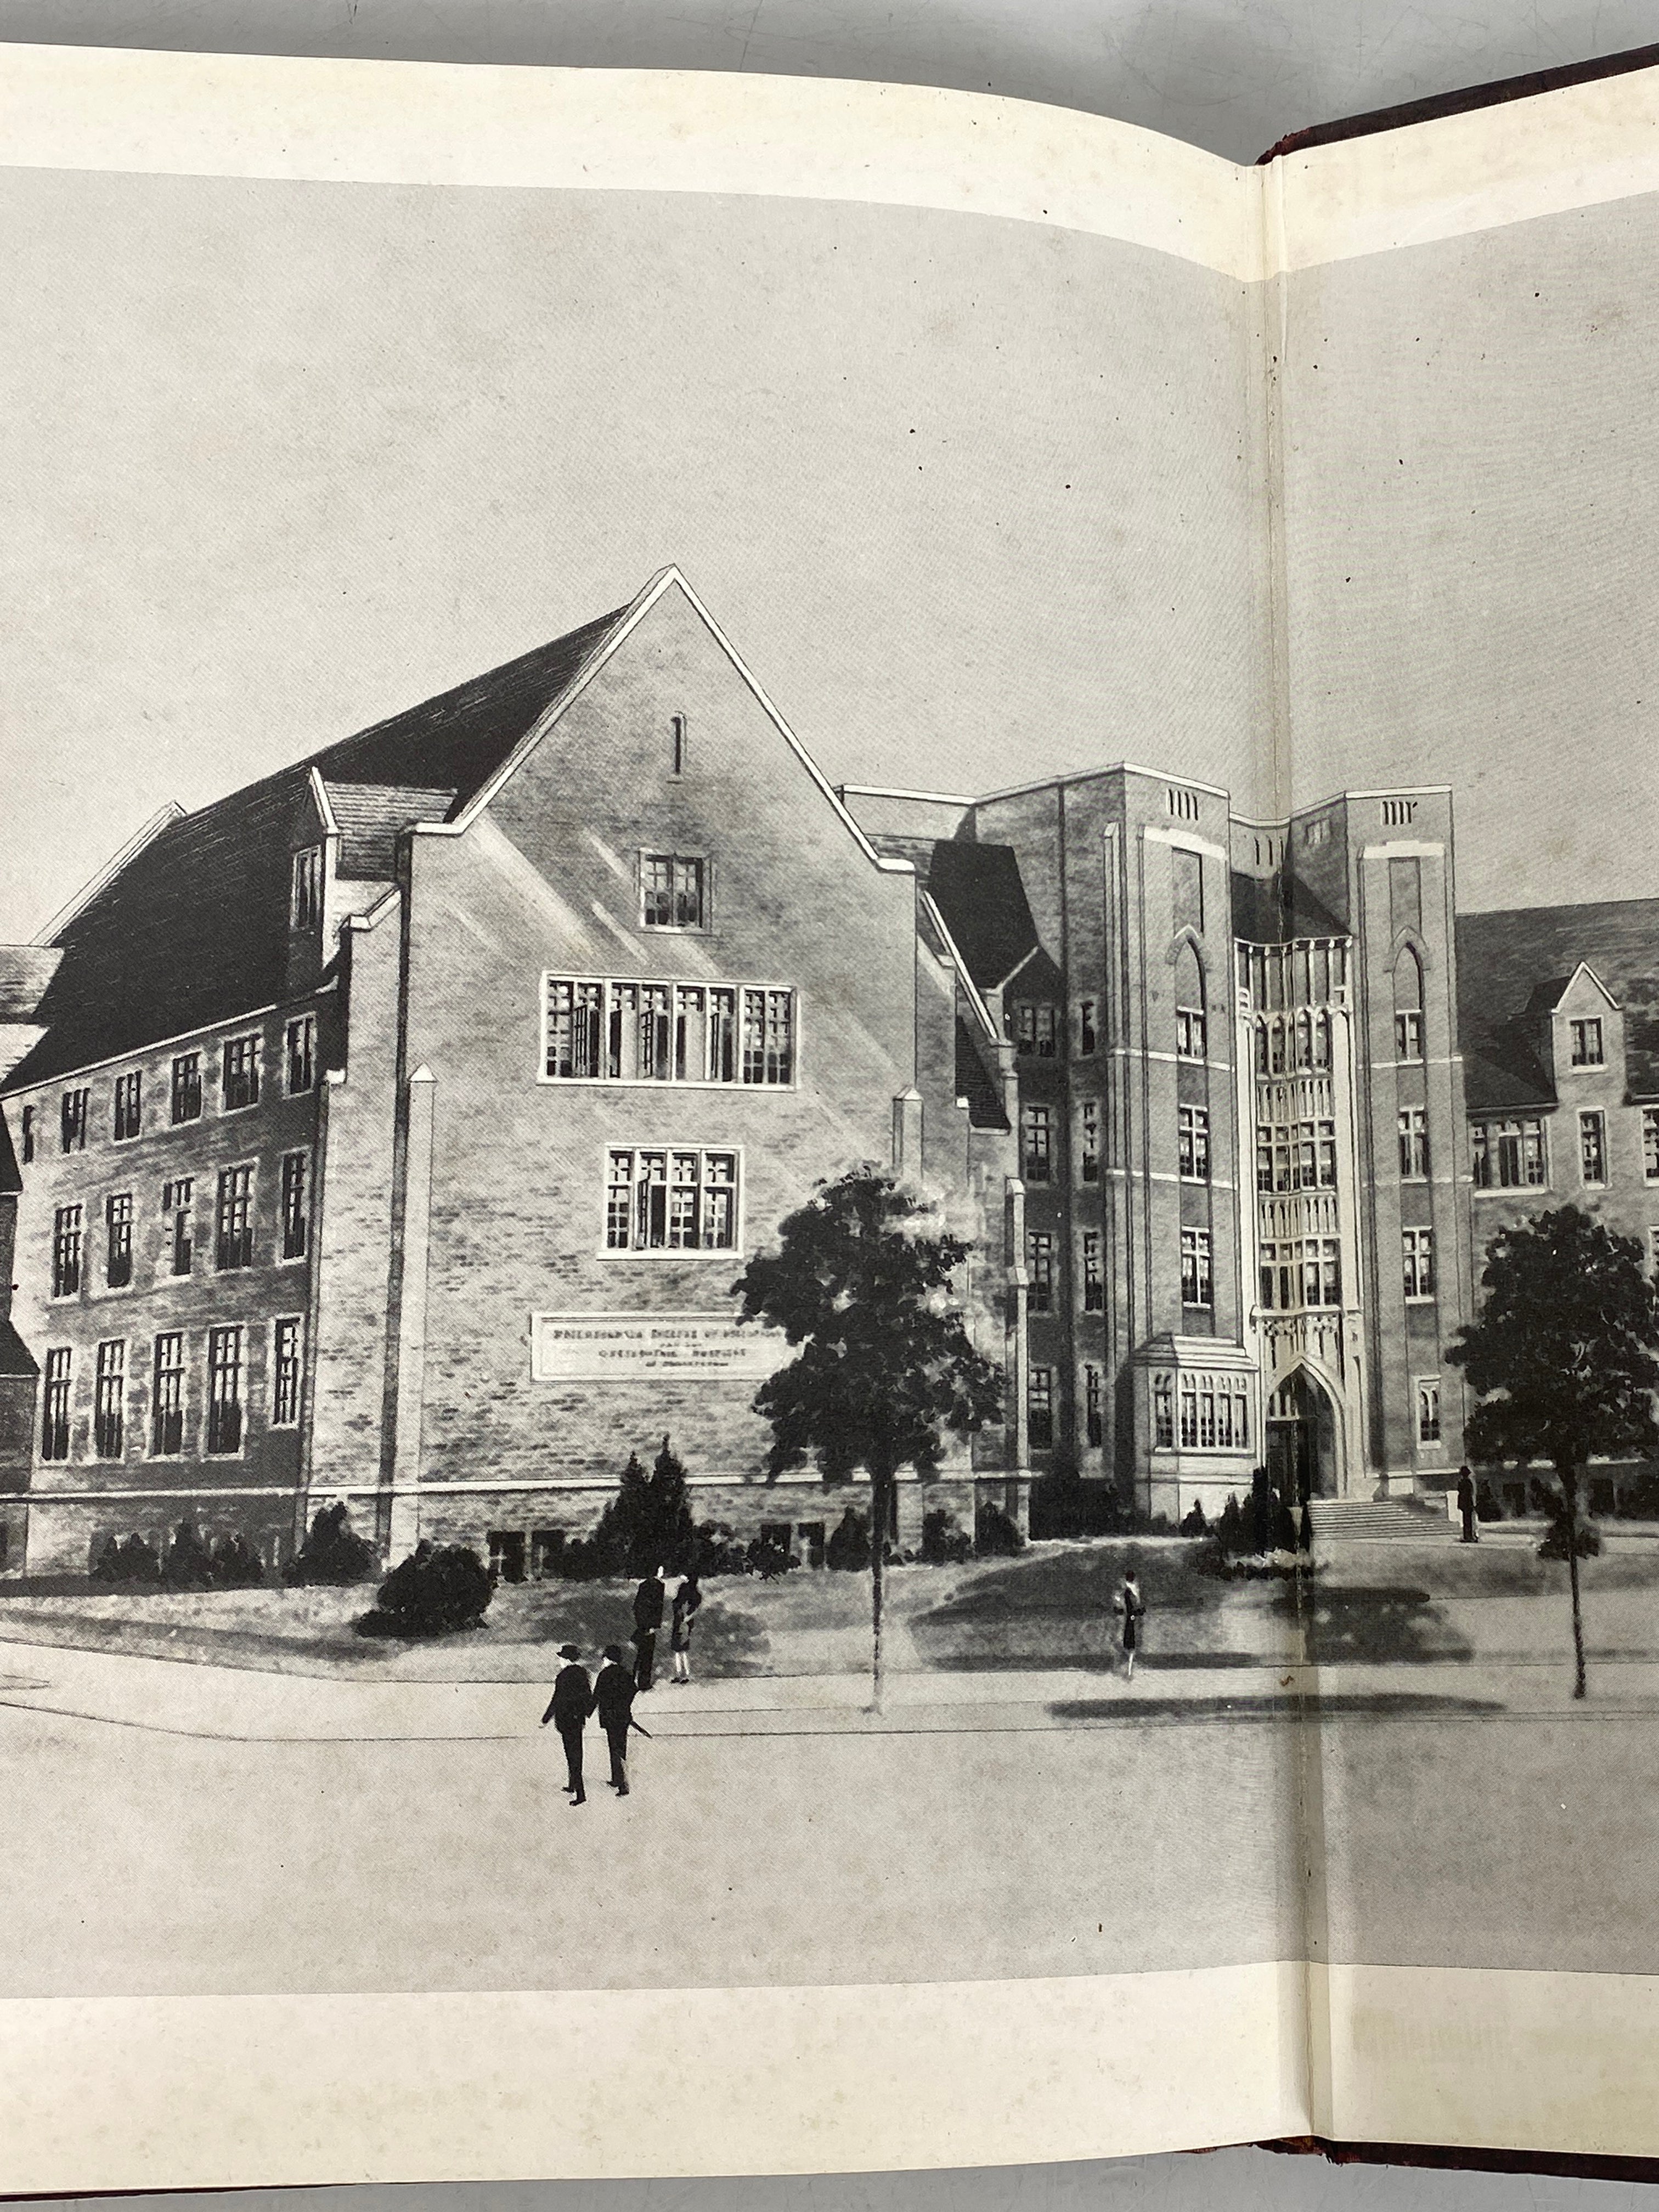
[3,569,1658,1569]
[0,570,1022,1576]
[847,776,1659,1522]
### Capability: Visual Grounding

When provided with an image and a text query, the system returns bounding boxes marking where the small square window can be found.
[641,854,706,930]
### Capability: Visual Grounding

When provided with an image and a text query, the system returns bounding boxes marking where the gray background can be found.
[8,0,1659,2204]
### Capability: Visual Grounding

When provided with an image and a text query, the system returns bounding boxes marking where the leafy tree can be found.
[1448,1207,1659,1697]
[732,1166,1005,1709]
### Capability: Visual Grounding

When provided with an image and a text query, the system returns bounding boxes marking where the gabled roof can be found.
[1458,899,1659,1110]
[309,610,629,798]
[323,783,459,881]
[924,842,1045,995]
[4,601,633,1093]
[3,569,908,1094]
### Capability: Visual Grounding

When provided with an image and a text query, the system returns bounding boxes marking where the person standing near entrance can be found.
[1457,1464,1480,1545]
[594,1644,638,1795]
[540,1644,593,1805]
[632,1565,666,1691]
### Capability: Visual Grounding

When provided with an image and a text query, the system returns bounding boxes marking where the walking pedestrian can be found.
[540,1643,592,1805]
[670,1568,703,1683]
[1115,1568,1146,1682]
[1457,1464,1480,1545]
[594,1643,638,1795]
[631,1564,667,1691]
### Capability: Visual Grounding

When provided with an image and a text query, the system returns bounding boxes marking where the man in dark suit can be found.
[540,1644,593,1804]
[593,1643,639,1795]
[631,1566,666,1691]
[1457,1464,1480,1545]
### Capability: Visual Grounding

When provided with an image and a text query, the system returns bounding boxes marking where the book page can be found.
[1267,64,1659,2158]
[0,43,1310,2190]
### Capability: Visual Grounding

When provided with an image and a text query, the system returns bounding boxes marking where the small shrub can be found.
[211,1532,266,1589]
[974,1500,1024,1556]
[162,1517,215,1591]
[1178,1498,1209,1539]
[825,1507,871,1571]
[116,1533,161,1585]
[1476,1482,1504,1521]
[690,1520,752,1577]
[90,1535,123,1584]
[285,1502,378,1587]
[921,1508,974,1565]
[357,1541,495,1639]
[1539,1513,1602,1562]
[746,1534,798,1581]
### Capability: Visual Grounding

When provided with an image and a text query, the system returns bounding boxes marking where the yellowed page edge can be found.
[1277,64,1659,270]
[0,1967,1307,2191]
[0,42,1262,279]
[1317,1963,1659,2155]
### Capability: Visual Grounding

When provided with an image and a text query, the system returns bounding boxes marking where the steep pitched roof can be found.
[3,603,631,1093]
[924,842,1045,995]
[309,611,628,796]
[1458,899,1659,1111]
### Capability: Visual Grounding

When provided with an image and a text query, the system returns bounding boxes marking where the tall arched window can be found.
[1394,948,1425,1064]
[1175,944,1206,1062]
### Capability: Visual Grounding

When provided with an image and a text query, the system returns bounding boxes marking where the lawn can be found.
[3,1533,1647,1680]
[0,1538,1291,1680]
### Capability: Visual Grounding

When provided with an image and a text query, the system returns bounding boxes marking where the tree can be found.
[732,1166,1005,1709]
[647,1436,698,1572]
[1448,1207,1659,1698]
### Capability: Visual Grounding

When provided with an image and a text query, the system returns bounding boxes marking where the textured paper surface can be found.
[0,1969,1308,2189]
[7,36,1659,2187]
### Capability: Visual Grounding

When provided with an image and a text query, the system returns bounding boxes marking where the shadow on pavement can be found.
[1049,1691,1506,1723]
[1289,1584,1474,1665]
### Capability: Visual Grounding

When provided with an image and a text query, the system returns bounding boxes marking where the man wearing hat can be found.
[592,1644,640,1797]
[540,1645,594,1805]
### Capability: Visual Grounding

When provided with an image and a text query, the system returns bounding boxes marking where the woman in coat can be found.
[670,1570,703,1683]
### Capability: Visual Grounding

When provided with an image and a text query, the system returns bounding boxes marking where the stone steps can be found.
[1306,1497,1451,1542]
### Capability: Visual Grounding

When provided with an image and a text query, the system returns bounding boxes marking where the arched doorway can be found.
[1266,1369,1339,1501]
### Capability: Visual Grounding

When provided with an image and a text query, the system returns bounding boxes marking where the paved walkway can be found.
[0,1634,1654,1741]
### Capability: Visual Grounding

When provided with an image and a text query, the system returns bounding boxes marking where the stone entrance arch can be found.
[1266,1367,1340,1501]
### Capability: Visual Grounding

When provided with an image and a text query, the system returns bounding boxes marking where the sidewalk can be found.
[1,1634,1654,1741]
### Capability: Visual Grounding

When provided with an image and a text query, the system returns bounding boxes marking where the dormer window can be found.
[1013,1003,1057,1058]
[642,853,706,931]
[1570,1018,1605,1068]
[291,847,323,933]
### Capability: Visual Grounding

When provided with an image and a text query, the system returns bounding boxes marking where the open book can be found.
[3,35,1659,2192]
